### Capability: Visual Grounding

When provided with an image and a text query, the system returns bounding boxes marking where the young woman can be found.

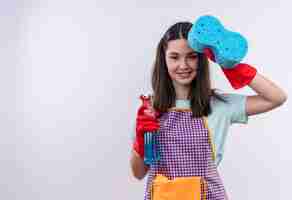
[130,22,287,200]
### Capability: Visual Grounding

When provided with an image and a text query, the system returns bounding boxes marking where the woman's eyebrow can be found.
[167,51,179,55]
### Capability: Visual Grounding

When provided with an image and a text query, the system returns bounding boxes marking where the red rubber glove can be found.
[133,95,160,158]
[203,48,257,89]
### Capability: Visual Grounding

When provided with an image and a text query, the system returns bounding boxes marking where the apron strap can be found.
[202,117,216,162]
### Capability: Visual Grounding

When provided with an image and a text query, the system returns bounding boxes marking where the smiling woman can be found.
[129,20,287,200]
[165,39,199,95]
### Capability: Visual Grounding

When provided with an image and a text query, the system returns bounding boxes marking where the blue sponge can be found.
[187,15,248,68]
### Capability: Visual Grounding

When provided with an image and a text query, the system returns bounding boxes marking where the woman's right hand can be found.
[132,95,160,158]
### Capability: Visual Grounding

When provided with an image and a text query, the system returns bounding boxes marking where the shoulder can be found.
[210,93,247,120]
[210,93,246,106]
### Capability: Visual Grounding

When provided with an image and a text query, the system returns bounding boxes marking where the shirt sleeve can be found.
[225,93,248,124]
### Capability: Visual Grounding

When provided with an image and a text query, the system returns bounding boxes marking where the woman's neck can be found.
[175,88,191,100]
[172,81,192,100]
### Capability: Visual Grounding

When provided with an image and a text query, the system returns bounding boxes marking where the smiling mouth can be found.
[177,72,192,78]
[178,71,192,75]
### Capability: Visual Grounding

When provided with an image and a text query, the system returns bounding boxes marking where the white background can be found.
[1,0,291,199]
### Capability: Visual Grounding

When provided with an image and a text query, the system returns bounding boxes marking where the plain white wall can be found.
[1,0,291,199]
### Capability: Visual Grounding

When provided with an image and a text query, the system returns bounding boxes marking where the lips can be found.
[178,72,191,75]
[177,72,192,78]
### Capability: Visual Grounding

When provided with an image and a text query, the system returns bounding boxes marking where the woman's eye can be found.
[169,57,178,60]
[189,55,198,59]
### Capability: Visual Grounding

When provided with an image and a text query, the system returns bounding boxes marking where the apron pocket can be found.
[151,174,207,200]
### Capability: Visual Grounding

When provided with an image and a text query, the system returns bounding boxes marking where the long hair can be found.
[151,21,225,118]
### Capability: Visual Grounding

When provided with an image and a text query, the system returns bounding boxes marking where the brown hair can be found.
[151,21,225,118]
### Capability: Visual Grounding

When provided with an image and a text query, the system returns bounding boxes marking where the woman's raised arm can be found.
[246,73,287,116]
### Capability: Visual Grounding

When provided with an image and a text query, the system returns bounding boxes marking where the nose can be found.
[179,57,190,69]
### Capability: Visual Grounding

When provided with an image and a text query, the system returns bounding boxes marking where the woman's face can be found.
[165,39,198,88]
